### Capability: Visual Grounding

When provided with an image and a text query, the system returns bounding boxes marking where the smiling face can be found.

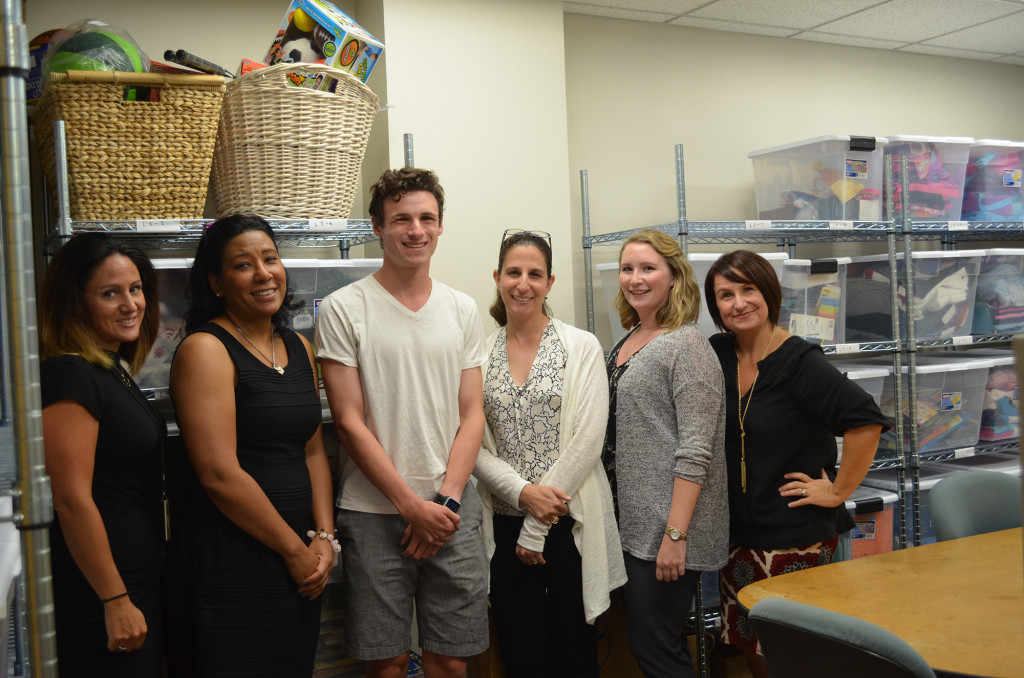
[84,254,146,352]
[618,242,674,319]
[712,274,770,335]
[494,244,555,324]
[373,190,443,272]
[210,230,286,321]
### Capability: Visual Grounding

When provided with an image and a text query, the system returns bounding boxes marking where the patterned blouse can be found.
[483,322,566,516]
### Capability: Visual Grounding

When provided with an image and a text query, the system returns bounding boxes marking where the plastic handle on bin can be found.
[853,497,884,514]
[810,259,840,274]
[848,136,877,151]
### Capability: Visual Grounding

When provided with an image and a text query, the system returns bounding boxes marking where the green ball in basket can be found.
[48,31,147,100]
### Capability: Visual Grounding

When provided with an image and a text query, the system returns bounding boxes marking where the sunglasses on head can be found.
[502,229,552,248]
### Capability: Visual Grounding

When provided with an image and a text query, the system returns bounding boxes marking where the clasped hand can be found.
[518,484,570,526]
[400,498,460,560]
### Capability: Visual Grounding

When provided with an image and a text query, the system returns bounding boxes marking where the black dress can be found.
[41,354,167,678]
[164,324,323,678]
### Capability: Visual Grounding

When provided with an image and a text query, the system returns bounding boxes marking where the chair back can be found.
[930,470,1022,541]
[749,598,936,678]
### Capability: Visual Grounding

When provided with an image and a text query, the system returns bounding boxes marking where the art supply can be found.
[167,49,234,78]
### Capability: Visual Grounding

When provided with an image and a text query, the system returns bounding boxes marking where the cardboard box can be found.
[265,0,383,88]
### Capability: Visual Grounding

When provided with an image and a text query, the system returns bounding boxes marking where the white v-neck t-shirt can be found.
[316,275,487,513]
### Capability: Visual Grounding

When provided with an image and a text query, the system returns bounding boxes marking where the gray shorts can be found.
[336,486,489,661]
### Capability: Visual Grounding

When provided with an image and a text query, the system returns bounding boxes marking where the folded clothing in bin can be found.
[972,249,1024,336]
[962,140,1024,222]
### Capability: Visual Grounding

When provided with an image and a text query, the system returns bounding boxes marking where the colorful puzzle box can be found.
[265,0,383,89]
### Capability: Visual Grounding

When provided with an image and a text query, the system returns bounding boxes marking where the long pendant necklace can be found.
[232,321,284,375]
[736,325,777,493]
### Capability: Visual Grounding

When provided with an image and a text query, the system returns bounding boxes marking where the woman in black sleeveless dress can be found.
[39,234,166,677]
[163,216,337,677]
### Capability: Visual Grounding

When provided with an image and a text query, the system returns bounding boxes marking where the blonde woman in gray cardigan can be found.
[602,229,729,678]
[474,230,626,678]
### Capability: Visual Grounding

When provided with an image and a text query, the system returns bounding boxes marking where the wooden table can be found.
[738,528,1024,678]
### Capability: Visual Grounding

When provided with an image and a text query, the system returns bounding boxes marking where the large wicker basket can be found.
[33,70,226,221]
[210,63,379,220]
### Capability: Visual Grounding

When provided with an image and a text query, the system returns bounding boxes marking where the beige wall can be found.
[26,4,1024,344]
[564,14,1024,345]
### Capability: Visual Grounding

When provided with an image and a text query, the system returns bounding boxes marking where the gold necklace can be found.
[232,321,284,375]
[736,325,776,493]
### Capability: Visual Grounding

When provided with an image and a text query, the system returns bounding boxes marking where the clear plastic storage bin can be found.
[962,139,1024,222]
[832,360,893,462]
[835,486,899,561]
[134,257,381,397]
[845,250,984,342]
[860,463,958,545]
[904,354,994,455]
[972,248,1024,337]
[749,135,888,222]
[780,258,850,345]
[957,348,1017,442]
[883,135,973,221]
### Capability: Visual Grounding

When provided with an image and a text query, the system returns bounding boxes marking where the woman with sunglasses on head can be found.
[705,250,887,678]
[603,229,728,678]
[474,230,626,678]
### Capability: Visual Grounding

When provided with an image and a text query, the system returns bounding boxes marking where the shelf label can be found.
[953,447,975,459]
[309,219,349,232]
[946,221,968,231]
[834,343,860,354]
[135,219,183,233]
[951,335,974,346]
[744,220,772,230]
[829,220,854,230]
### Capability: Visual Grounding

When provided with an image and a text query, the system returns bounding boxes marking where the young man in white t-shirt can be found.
[316,167,488,678]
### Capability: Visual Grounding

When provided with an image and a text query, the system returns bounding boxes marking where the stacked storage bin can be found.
[832,361,892,461]
[749,135,888,222]
[835,486,899,561]
[845,250,984,343]
[860,463,958,545]
[135,257,381,397]
[958,348,1018,443]
[962,139,1024,222]
[972,248,1024,337]
[904,354,994,456]
[883,135,973,221]
[779,258,850,345]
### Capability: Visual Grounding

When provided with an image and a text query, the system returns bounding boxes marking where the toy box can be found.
[596,252,788,343]
[27,29,60,102]
[134,257,381,397]
[749,135,888,222]
[845,250,984,342]
[265,0,383,89]
[779,258,850,345]
[962,139,1024,222]
[972,248,1024,337]
[835,486,899,560]
[958,348,1018,442]
[883,135,973,221]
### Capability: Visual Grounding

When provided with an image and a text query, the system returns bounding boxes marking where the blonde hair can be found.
[614,229,701,332]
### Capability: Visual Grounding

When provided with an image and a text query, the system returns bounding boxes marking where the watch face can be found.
[443,497,460,512]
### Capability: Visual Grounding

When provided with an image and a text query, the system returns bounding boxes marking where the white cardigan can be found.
[475,318,627,624]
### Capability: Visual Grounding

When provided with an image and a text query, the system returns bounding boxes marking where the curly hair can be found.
[368,167,445,226]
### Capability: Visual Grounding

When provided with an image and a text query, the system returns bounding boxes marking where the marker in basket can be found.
[168,49,235,78]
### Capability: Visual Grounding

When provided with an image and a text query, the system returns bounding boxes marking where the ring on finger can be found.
[551,517,558,525]
[801,488,806,498]
[116,645,127,652]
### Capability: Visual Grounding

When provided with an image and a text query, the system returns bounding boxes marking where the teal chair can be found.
[749,598,936,678]
[930,470,1022,541]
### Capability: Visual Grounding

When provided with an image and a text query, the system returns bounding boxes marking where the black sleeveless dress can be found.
[41,353,166,678]
[164,324,323,677]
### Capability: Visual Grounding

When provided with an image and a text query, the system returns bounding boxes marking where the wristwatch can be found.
[665,525,687,542]
[432,493,461,514]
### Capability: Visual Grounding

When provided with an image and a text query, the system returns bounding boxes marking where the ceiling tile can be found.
[993,54,1024,66]
[898,44,1003,61]
[922,10,1024,53]
[564,0,706,17]
[563,2,677,22]
[667,15,797,37]
[815,0,1022,43]
[690,0,882,31]
[793,31,910,51]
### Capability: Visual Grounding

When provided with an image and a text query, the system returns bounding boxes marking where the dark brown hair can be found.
[703,250,782,331]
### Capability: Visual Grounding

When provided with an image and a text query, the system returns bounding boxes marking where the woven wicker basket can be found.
[33,70,225,221]
[210,63,379,220]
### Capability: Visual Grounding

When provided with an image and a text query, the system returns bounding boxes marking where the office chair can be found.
[748,598,936,678]
[930,469,1022,541]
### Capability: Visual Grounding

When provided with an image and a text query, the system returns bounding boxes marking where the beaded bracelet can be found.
[307,529,341,566]
[101,591,129,604]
